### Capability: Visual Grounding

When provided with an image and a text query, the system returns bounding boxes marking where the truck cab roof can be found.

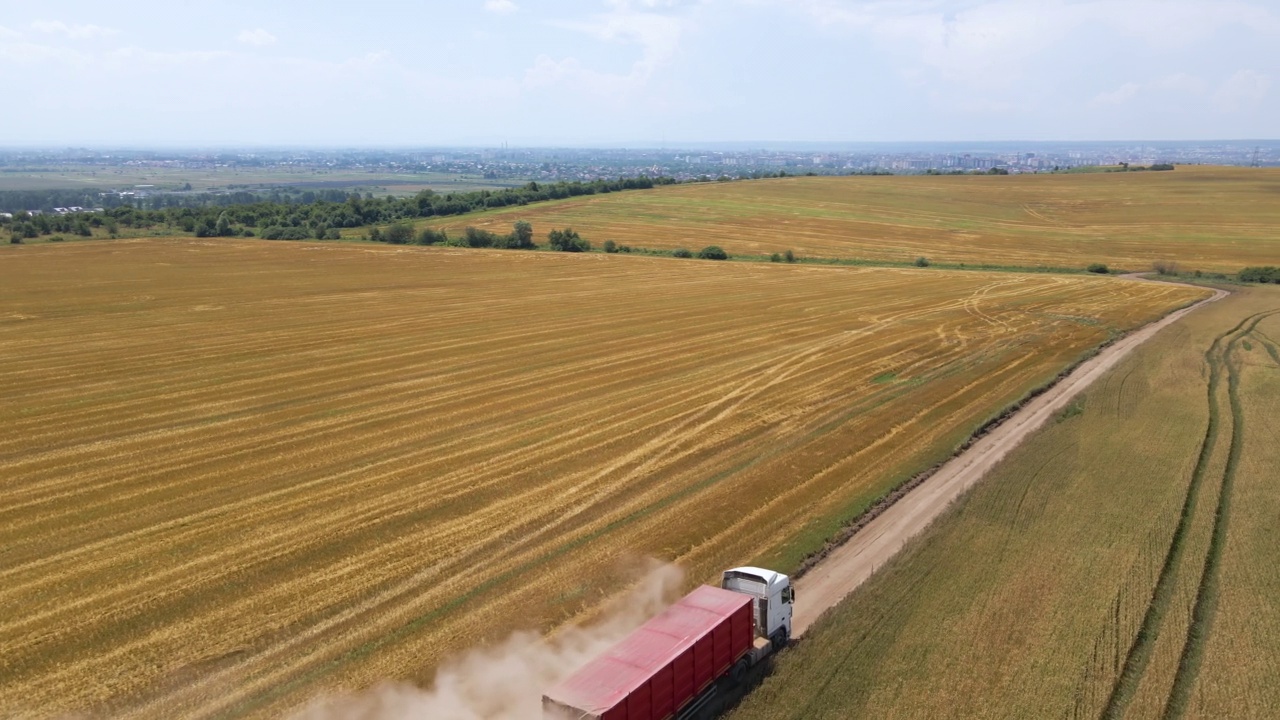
[723,566,790,593]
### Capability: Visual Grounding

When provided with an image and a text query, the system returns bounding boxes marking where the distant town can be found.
[0,140,1275,214]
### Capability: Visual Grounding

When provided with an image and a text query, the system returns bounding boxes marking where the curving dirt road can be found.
[792,280,1228,637]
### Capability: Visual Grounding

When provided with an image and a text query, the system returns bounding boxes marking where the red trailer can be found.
[544,585,755,720]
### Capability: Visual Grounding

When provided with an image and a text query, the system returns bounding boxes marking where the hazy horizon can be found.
[3,0,1277,147]
[3,139,1279,153]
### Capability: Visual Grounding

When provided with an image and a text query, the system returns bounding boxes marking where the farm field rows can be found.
[728,285,1280,720]
[0,239,1204,719]
[418,166,1280,273]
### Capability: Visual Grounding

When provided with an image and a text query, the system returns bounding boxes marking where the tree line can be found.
[1239,266,1280,283]
[365,219,745,264]
[2,176,675,242]
[369,220,587,252]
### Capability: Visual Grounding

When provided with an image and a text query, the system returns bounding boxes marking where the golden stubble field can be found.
[417,166,1280,273]
[729,285,1280,720]
[0,239,1206,718]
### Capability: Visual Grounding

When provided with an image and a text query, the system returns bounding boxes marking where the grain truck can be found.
[543,566,794,720]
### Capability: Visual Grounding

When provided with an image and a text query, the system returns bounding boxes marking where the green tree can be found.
[548,228,589,252]
[463,226,498,247]
[672,248,692,258]
[214,212,232,237]
[385,223,415,244]
[511,220,535,249]
[697,245,728,260]
[1239,266,1280,283]
[416,228,448,245]
[784,249,796,263]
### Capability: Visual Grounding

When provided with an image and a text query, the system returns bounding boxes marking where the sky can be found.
[0,0,1277,147]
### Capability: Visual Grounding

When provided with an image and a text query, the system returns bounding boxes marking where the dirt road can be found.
[792,282,1228,637]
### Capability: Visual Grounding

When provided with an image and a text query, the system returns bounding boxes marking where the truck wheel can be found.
[730,658,749,685]
[771,627,789,652]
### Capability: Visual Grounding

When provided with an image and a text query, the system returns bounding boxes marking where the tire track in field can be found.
[0,245,1200,717]
[97,281,1090,717]
[2,297,962,696]
[1158,309,1280,720]
[1253,329,1280,366]
[107,328,875,719]
[107,308,967,712]
[1099,309,1274,720]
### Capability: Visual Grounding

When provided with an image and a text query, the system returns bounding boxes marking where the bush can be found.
[510,220,536,249]
[1239,266,1280,284]
[49,235,65,242]
[416,228,448,245]
[602,239,618,254]
[672,248,693,258]
[385,223,416,245]
[10,234,21,244]
[548,227,590,252]
[1152,259,1180,276]
[324,228,341,240]
[1087,263,1109,274]
[463,226,504,247]
[770,253,782,263]
[260,226,313,240]
[784,249,796,263]
[697,245,728,260]
[914,256,930,267]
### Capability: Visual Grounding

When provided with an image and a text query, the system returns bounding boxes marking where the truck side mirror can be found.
[782,587,793,604]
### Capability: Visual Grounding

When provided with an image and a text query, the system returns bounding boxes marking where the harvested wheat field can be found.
[418,166,1280,273]
[0,239,1205,718]
[728,285,1280,720]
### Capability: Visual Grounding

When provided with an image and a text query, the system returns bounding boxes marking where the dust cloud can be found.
[293,561,685,720]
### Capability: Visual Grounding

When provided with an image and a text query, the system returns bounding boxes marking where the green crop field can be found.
[419,166,1280,273]
[729,284,1280,720]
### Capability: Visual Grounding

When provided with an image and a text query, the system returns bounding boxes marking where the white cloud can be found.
[1155,73,1208,95]
[1091,82,1141,107]
[30,20,117,39]
[483,0,519,15]
[0,41,89,66]
[1214,69,1270,111]
[0,25,20,39]
[106,46,233,65]
[789,0,1280,86]
[552,5,686,79]
[236,28,277,47]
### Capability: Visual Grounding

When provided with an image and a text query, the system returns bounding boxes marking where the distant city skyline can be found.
[2,0,1277,146]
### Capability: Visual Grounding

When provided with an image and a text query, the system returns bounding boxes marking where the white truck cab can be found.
[721,566,793,651]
